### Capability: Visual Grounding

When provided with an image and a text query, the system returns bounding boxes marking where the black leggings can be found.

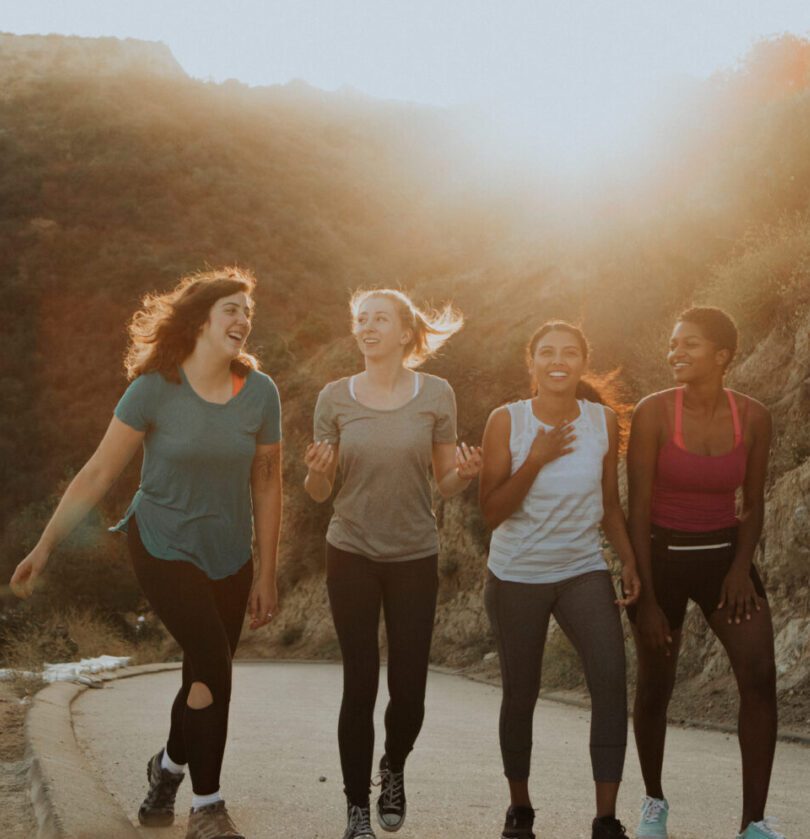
[485,569,627,783]
[128,517,253,796]
[326,543,439,807]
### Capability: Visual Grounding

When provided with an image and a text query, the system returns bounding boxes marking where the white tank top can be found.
[488,398,609,583]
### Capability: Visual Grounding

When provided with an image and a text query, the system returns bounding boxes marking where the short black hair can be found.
[677,306,738,366]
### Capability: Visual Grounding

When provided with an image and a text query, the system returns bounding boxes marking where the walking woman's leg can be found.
[380,553,439,771]
[484,572,554,808]
[552,571,627,819]
[326,543,384,807]
[129,519,250,797]
[164,560,252,772]
[707,602,777,832]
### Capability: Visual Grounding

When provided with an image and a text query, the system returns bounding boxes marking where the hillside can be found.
[0,33,807,734]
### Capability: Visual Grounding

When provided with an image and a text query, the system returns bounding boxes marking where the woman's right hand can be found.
[636,597,674,655]
[304,440,335,475]
[10,544,50,599]
[527,421,576,468]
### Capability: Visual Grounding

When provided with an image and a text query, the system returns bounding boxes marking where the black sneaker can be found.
[343,803,377,839]
[138,748,185,826]
[502,805,536,839]
[592,815,630,838]
[374,755,406,832]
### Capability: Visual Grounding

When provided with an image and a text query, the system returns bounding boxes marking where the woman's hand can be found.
[304,441,335,475]
[718,565,762,625]
[527,421,576,468]
[456,443,483,480]
[10,544,50,599]
[616,560,641,608]
[248,574,278,631]
[636,597,674,655]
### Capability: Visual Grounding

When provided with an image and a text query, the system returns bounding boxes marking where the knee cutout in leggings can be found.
[187,681,214,709]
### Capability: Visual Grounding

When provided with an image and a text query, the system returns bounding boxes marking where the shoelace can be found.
[145,765,183,810]
[753,817,785,839]
[347,804,374,836]
[641,798,667,823]
[378,766,404,811]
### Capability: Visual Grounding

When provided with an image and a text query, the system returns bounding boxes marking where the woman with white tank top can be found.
[479,321,641,839]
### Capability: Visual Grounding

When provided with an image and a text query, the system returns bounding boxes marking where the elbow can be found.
[481,506,501,531]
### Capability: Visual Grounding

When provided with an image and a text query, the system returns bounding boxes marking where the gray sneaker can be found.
[185,801,244,839]
[374,755,406,832]
[138,749,185,826]
[343,803,377,839]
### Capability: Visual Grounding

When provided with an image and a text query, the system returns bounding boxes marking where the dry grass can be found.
[2,607,168,672]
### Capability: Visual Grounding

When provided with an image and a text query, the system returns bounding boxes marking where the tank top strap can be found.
[673,387,686,447]
[505,400,528,445]
[580,399,603,434]
[725,389,743,446]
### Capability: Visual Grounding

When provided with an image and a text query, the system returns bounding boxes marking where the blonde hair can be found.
[349,288,464,369]
[124,267,260,382]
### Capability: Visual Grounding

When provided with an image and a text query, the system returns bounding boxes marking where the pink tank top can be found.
[651,388,747,532]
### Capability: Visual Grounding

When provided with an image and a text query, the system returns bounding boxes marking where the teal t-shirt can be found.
[110,368,281,579]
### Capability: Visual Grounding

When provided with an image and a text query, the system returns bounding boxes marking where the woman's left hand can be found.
[456,443,483,480]
[616,560,641,608]
[718,565,761,624]
[248,575,278,630]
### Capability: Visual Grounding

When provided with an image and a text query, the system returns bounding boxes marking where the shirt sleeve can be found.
[257,378,282,444]
[314,385,340,445]
[114,375,155,432]
[433,381,457,444]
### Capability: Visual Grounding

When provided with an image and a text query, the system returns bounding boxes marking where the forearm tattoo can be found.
[255,449,281,485]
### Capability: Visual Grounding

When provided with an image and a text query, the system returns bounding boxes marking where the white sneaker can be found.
[736,817,786,839]
[636,796,669,838]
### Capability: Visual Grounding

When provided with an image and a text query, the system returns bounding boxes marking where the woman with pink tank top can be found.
[626,307,781,839]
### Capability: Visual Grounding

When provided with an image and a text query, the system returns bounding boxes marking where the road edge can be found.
[26,661,181,839]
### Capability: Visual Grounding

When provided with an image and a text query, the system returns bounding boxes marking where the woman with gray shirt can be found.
[304,288,481,839]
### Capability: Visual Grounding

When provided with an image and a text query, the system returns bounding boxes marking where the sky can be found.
[4,1,810,171]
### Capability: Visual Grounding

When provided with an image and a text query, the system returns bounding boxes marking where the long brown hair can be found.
[349,288,463,369]
[124,267,260,382]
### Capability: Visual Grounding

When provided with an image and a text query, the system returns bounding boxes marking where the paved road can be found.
[72,662,806,839]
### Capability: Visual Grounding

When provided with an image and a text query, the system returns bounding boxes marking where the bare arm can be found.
[10,416,145,597]
[248,442,283,629]
[479,407,575,530]
[627,394,673,651]
[600,407,640,606]
[718,399,772,623]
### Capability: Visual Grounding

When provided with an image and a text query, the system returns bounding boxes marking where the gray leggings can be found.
[484,569,627,782]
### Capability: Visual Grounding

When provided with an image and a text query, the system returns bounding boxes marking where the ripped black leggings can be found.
[128,516,253,795]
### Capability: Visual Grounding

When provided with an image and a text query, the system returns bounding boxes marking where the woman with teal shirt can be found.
[11,268,282,839]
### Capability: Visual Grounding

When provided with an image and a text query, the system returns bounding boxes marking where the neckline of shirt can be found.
[526,397,584,429]
[347,372,422,412]
[179,366,253,407]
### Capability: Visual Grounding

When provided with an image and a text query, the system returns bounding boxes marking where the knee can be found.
[737,661,777,701]
[503,686,540,718]
[187,681,214,709]
[634,674,674,712]
[186,659,233,709]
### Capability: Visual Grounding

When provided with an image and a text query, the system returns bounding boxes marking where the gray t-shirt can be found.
[111,368,282,579]
[314,373,457,561]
